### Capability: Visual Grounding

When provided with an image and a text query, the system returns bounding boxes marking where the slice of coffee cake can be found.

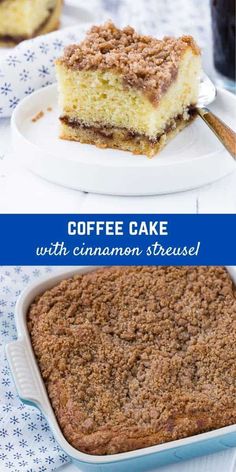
[0,0,62,46]
[56,22,201,157]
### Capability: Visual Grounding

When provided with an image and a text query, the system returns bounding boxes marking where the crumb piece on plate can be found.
[31,111,44,122]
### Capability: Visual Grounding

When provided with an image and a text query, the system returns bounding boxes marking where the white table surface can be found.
[0,1,236,471]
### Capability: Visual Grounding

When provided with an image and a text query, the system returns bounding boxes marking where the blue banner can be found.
[0,214,235,265]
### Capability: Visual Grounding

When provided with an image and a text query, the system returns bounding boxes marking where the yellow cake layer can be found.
[0,0,57,37]
[56,49,201,139]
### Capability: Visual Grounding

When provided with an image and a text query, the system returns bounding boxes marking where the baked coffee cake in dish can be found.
[27,266,236,455]
[0,0,62,46]
[56,22,201,157]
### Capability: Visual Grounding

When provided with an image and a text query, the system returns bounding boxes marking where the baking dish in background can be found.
[6,266,236,471]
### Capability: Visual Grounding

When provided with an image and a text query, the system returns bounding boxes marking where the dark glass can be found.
[211,0,235,81]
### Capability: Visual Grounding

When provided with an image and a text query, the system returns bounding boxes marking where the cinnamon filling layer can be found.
[60,108,196,144]
[0,5,55,43]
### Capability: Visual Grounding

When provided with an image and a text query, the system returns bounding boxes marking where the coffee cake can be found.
[28,266,236,455]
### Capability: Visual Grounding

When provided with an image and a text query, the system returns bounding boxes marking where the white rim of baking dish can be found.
[5,266,236,465]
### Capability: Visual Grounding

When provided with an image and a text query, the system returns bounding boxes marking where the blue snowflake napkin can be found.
[0,267,70,472]
[0,24,92,119]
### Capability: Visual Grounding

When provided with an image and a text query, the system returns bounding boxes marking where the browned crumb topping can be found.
[28,267,236,455]
[31,111,44,123]
[47,107,52,112]
[57,21,200,103]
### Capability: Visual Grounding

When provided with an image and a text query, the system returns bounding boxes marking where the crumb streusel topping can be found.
[57,21,200,103]
[28,267,236,455]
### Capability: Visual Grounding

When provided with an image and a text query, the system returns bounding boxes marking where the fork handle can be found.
[197,107,236,159]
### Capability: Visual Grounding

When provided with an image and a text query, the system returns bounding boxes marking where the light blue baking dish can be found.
[6,266,236,471]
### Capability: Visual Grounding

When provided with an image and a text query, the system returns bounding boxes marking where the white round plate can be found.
[11,84,236,196]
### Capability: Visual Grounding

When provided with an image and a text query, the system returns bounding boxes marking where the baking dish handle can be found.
[6,339,44,406]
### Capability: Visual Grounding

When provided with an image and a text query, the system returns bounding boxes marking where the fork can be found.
[197,74,236,159]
